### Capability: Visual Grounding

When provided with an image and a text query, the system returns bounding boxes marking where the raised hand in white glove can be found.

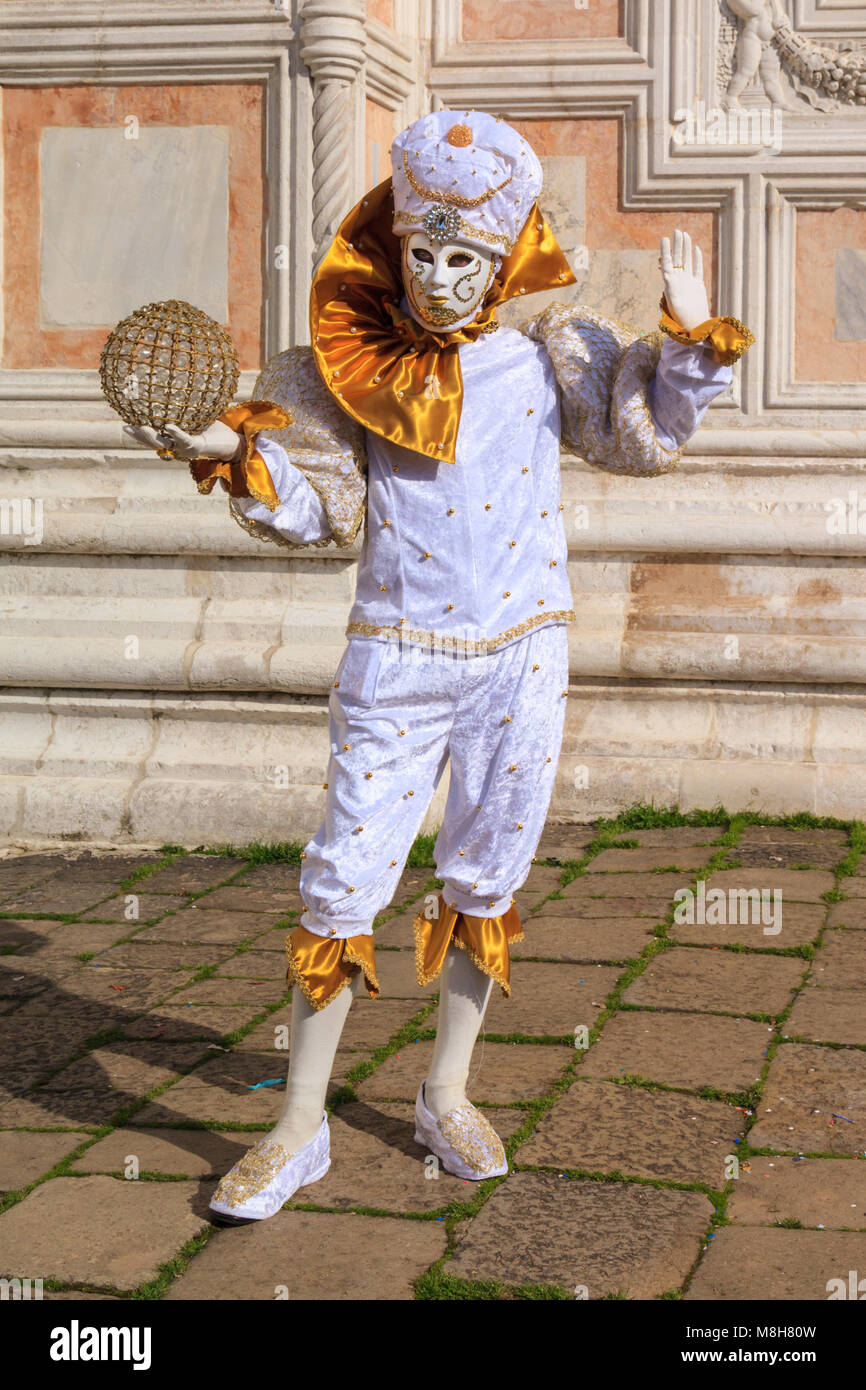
[659,229,711,331]
[122,419,242,462]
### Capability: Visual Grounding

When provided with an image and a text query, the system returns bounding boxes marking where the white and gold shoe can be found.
[414,1081,508,1181]
[209,1114,330,1222]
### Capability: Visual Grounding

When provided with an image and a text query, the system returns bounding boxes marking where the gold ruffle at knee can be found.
[413,892,524,997]
[285,924,379,1010]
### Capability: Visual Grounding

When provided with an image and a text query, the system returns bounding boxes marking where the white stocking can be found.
[425,944,493,1118]
[269,972,364,1152]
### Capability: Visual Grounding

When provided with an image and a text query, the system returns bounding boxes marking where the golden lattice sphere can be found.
[99,299,239,435]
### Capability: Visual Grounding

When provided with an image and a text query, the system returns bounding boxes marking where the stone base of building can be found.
[1,679,862,849]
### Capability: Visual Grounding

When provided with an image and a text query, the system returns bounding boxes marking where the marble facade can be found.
[1,0,865,845]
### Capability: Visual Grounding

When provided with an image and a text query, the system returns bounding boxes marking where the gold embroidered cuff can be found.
[285,923,379,1010]
[188,399,292,511]
[413,892,524,997]
[658,296,755,366]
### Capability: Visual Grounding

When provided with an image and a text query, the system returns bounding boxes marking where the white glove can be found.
[659,229,711,332]
[123,419,242,461]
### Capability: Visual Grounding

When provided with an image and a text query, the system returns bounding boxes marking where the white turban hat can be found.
[390,109,543,258]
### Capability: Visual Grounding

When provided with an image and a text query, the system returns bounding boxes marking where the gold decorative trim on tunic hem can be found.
[413,893,524,997]
[285,924,379,1010]
[345,608,575,654]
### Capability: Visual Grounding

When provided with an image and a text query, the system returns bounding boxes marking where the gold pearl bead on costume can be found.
[399,729,406,736]
[522,466,529,473]
[503,590,511,598]
[459,849,465,856]
[447,507,455,515]
[343,743,352,750]
[532,664,539,671]
[365,771,373,779]
[329,927,337,936]
[504,716,512,723]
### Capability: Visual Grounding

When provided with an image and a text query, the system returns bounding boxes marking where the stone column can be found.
[300,0,367,268]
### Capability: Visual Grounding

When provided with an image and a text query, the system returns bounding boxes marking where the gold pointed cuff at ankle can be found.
[413,893,524,996]
[285,924,379,1010]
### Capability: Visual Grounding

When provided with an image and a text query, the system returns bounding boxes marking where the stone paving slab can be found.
[684,1226,866,1300]
[70,1127,252,1178]
[231,863,302,891]
[426,961,621,1039]
[163,1210,447,1300]
[447,1171,712,1297]
[95,941,237,972]
[623,947,805,1017]
[193,885,300,915]
[533,895,671,920]
[512,915,658,962]
[120,1003,269,1041]
[0,855,71,894]
[580,1011,772,1092]
[0,1131,92,1192]
[2,923,130,960]
[535,826,597,859]
[134,907,282,945]
[0,884,120,915]
[748,1043,866,1155]
[834,877,866,899]
[142,857,248,892]
[702,868,835,903]
[586,848,717,873]
[0,1041,209,1129]
[168,976,288,1007]
[786,987,866,1045]
[0,1175,209,1290]
[55,964,196,1011]
[212,950,287,980]
[130,1051,348,1126]
[374,948,436,1000]
[354,1039,573,1105]
[79,893,190,923]
[669,901,825,948]
[727,1156,866,1230]
[313,1101,526,1213]
[233,998,424,1055]
[518,1079,745,1187]
[827,899,866,929]
[606,829,723,849]
[809,929,866,988]
[561,873,689,903]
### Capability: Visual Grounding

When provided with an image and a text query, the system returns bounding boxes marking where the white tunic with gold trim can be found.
[230,303,733,652]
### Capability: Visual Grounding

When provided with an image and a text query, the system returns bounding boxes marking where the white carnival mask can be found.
[401,231,500,332]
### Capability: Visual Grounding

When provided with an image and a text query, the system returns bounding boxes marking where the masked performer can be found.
[127,111,753,1220]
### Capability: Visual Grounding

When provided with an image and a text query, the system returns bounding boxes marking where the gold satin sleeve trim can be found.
[188,400,292,511]
[285,924,379,1011]
[413,893,524,998]
[658,296,755,366]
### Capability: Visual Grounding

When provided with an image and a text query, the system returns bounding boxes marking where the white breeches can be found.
[299,623,569,937]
